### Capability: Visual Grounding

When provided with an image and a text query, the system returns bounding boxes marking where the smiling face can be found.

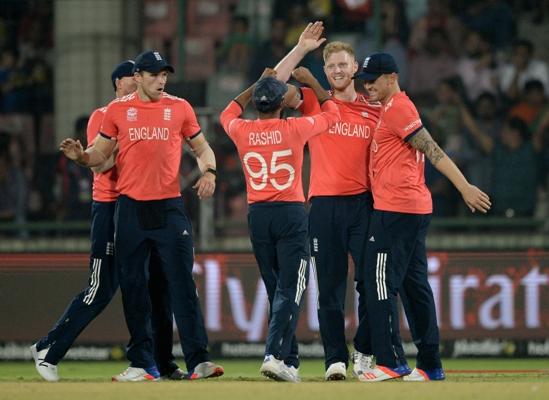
[363,73,396,104]
[135,70,168,101]
[322,42,359,95]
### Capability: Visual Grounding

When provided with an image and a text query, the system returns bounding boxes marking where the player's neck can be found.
[136,87,159,102]
[381,85,401,105]
[332,85,357,102]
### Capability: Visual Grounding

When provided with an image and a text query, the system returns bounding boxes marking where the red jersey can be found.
[87,106,118,202]
[369,91,432,214]
[100,92,201,201]
[220,99,340,204]
[299,87,381,198]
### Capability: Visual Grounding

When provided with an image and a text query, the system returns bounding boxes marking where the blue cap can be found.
[354,52,399,81]
[133,50,175,74]
[111,60,135,90]
[252,77,288,113]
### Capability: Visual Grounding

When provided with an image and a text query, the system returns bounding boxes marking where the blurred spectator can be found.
[459,92,502,193]
[456,30,499,101]
[407,27,457,103]
[422,115,460,216]
[425,78,463,150]
[248,18,289,84]
[408,0,463,55]
[334,0,372,31]
[0,132,28,230]
[283,4,309,47]
[465,116,542,217]
[509,79,549,132]
[499,39,549,101]
[54,116,92,221]
[216,15,255,73]
[460,0,515,50]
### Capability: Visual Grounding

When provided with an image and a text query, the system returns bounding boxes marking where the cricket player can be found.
[275,21,389,380]
[59,50,223,382]
[355,52,491,382]
[31,60,184,381]
[220,70,340,382]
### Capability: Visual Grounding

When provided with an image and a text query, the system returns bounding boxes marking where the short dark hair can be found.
[513,39,534,54]
[524,79,545,94]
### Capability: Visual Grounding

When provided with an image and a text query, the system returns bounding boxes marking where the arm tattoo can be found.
[408,129,445,165]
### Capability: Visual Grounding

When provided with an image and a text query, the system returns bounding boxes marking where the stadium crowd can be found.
[0,0,548,239]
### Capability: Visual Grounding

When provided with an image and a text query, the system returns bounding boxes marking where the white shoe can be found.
[30,343,59,382]
[112,366,160,382]
[325,362,347,381]
[187,361,224,379]
[260,355,300,382]
[352,351,374,377]
[286,365,301,383]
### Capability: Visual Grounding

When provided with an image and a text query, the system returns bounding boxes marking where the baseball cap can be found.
[133,50,175,74]
[111,60,135,90]
[353,52,399,81]
[252,77,288,113]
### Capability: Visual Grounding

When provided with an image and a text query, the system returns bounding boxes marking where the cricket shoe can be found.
[187,361,224,380]
[352,351,374,377]
[260,355,300,382]
[325,362,347,381]
[358,364,412,382]
[403,367,445,381]
[30,343,59,382]
[112,366,160,382]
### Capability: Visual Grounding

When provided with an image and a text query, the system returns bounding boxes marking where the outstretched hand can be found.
[298,21,326,52]
[461,184,491,213]
[59,138,85,161]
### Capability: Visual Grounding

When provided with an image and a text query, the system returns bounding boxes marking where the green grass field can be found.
[2,359,549,400]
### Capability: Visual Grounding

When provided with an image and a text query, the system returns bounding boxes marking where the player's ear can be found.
[352,60,359,74]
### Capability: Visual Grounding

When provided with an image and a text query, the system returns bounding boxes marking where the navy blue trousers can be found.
[309,192,372,369]
[115,195,210,371]
[248,202,309,368]
[37,201,177,374]
[363,211,441,370]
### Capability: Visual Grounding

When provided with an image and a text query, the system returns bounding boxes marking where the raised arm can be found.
[274,21,326,82]
[292,66,330,103]
[408,128,491,213]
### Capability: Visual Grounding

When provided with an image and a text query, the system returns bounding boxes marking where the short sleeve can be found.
[181,100,201,139]
[298,87,322,116]
[86,108,105,147]
[99,103,119,140]
[385,98,423,141]
[219,100,244,141]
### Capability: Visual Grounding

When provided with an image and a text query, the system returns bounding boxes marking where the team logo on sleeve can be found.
[164,108,171,121]
[127,107,138,121]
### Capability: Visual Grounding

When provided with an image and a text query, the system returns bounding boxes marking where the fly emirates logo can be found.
[128,126,170,141]
[328,122,371,139]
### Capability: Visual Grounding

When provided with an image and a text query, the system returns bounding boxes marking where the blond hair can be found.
[323,41,356,62]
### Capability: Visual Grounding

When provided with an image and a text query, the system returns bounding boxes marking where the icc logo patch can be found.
[127,107,137,121]
[164,108,171,121]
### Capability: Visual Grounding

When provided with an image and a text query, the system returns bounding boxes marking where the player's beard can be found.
[328,75,352,93]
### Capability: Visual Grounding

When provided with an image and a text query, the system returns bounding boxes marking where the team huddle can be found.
[31,22,491,383]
